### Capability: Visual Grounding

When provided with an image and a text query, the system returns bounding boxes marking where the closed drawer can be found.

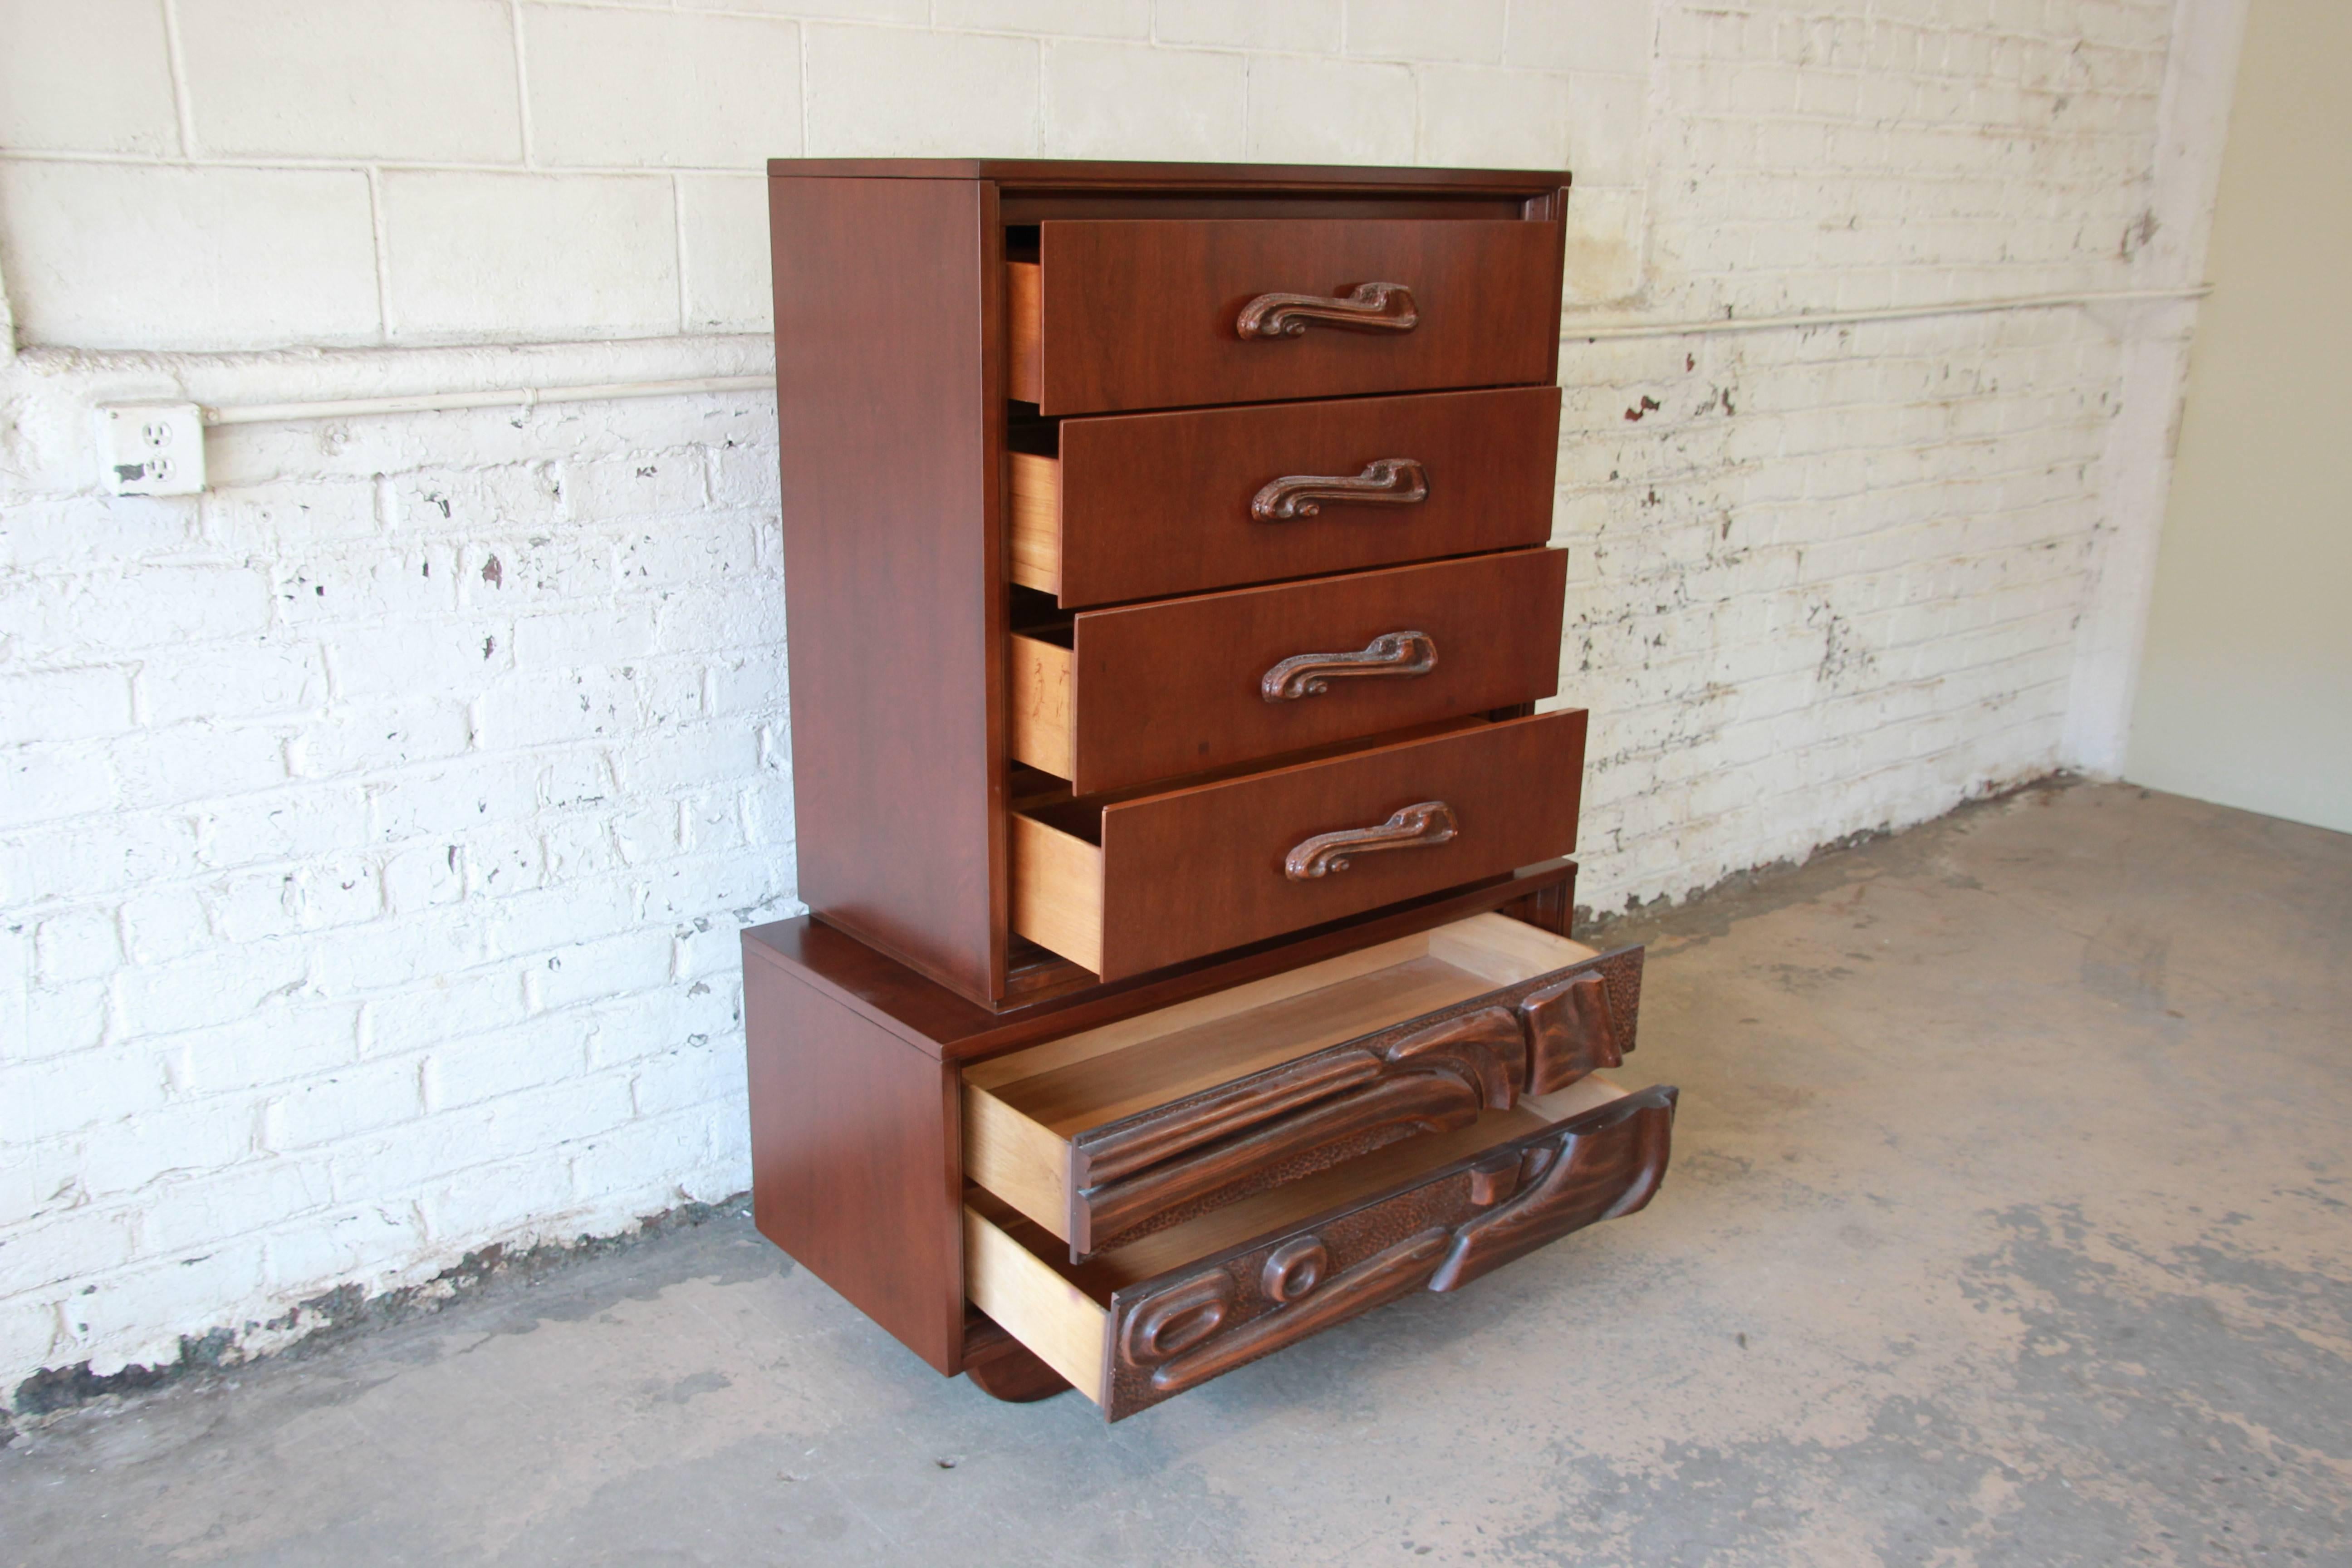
[1011,709,1586,980]
[1011,386,1562,607]
[1010,548,1568,795]
[1008,218,1562,416]
[967,911,1644,1258]
[966,1074,1676,1420]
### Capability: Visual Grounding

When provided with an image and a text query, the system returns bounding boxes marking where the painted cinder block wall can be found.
[0,0,2231,1411]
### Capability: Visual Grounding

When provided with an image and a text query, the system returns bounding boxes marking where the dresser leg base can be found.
[964,1330,1074,1404]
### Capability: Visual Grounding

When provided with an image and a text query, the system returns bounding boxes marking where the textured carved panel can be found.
[1098,1084,1678,1419]
[1519,970,1623,1093]
[1066,945,1645,1257]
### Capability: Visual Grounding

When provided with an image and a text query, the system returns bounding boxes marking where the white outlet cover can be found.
[96,402,206,496]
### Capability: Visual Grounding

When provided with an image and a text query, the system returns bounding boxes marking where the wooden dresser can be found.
[742,159,1676,1420]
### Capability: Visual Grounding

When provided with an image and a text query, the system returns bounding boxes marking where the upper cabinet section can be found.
[1010,218,1563,416]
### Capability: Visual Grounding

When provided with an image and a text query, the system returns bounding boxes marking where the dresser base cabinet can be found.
[744,887,1670,1417]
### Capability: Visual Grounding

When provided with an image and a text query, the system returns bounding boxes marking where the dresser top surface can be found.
[764,157,1569,194]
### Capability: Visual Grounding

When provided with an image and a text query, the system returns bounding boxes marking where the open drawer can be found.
[966,912,1643,1257]
[1007,218,1561,415]
[966,1074,1676,1420]
[1009,548,1568,795]
[1011,709,1588,981]
[1008,386,1562,607]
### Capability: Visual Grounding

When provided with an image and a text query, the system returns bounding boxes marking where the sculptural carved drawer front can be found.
[966,1077,1675,1421]
[1011,710,1588,980]
[1008,219,1563,415]
[965,912,1645,1259]
[1009,386,1562,607]
[1009,548,1568,795]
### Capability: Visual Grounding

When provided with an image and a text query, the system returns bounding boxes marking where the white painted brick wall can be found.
[0,0,2219,1409]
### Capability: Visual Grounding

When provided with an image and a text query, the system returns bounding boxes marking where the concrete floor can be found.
[5,780,2347,1566]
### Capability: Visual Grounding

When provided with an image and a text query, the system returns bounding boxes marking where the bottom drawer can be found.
[966,1075,1676,1421]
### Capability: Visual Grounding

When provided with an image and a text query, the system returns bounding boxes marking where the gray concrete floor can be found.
[5,780,2348,1567]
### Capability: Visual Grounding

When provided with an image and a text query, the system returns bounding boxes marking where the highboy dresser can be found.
[742,159,1676,1419]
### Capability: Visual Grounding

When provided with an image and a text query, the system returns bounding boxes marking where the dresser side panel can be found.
[746,940,965,1374]
[770,174,997,1000]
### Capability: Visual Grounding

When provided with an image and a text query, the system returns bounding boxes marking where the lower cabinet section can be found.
[966,1078,1676,1420]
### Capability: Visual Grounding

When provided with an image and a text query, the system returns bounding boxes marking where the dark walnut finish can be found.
[1065,945,1645,1256]
[769,174,1007,1003]
[1086,1084,1677,1420]
[750,160,1671,1417]
[1019,708,1588,980]
[745,948,965,1373]
[1020,547,1568,795]
[1024,385,1561,608]
[1013,218,1562,414]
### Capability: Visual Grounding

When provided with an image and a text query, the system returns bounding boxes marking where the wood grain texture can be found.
[1062,944,1645,1254]
[1054,549,1567,794]
[958,1098,1576,1416]
[742,858,1578,1063]
[770,175,999,1000]
[1009,810,1102,973]
[745,941,965,1374]
[967,952,1499,1244]
[1007,632,1073,780]
[963,1198,1107,1401]
[1045,386,1558,606]
[1008,450,1058,593]
[1015,710,1588,981]
[1009,258,1043,405]
[1095,1084,1676,1419]
[1028,219,1563,414]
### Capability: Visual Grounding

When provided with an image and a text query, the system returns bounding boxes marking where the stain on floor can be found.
[4,781,2347,1566]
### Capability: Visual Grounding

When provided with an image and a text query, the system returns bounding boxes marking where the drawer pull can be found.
[1428,1085,1677,1291]
[1235,281,1419,339]
[1284,800,1457,880]
[1112,1086,1678,1401]
[1261,630,1438,702]
[1250,457,1430,522]
[1135,1229,1453,1395]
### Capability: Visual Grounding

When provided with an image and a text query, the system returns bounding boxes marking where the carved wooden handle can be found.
[1261,630,1437,702]
[1112,1086,1677,1403]
[1236,281,1418,339]
[1251,458,1429,522]
[1284,800,1457,880]
[1428,1085,1677,1292]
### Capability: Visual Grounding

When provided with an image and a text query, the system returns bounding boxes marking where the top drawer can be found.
[1009,219,1563,415]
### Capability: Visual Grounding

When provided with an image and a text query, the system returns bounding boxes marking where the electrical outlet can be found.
[96,402,206,496]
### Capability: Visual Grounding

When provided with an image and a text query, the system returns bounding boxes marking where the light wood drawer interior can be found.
[1008,629,1073,782]
[965,1070,1634,1406]
[965,912,1597,1244]
[1008,447,1059,596]
[1010,258,1044,407]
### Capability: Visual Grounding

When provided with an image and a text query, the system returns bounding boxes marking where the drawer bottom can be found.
[966,1074,1675,1420]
